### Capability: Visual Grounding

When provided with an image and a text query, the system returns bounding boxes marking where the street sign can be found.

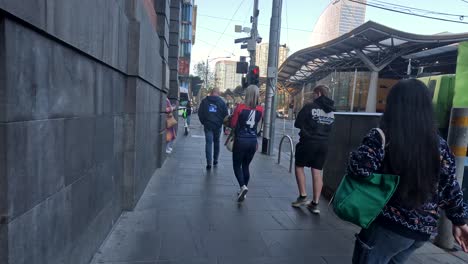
[234,37,250,44]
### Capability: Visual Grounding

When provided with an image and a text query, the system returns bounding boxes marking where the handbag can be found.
[166,131,173,142]
[332,128,400,228]
[223,115,232,128]
[224,114,235,152]
[225,132,235,152]
[166,113,177,128]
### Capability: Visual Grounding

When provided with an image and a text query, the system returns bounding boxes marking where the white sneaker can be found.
[237,185,248,202]
[307,201,320,214]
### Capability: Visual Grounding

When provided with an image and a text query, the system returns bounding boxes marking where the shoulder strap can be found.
[374,128,386,150]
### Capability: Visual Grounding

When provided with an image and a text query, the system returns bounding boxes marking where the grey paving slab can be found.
[91,117,468,264]
[261,229,355,257]
[413,253,468,263]
[218,256,327,264]
[93,229,160,263]
[157,258,217,264]
[322,256,353,264]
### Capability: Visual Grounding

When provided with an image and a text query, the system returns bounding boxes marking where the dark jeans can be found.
[204,127,222,164]
[353,223,425,264]
[232,138,257,187]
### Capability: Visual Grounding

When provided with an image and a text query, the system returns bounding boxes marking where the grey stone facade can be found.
[168,0,181,102]
[0,0,174,263]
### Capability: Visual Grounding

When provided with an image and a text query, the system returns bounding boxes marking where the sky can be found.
[191,0,468,73]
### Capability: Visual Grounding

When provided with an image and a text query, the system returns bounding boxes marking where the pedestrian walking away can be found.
[185,100,192,127]
[348,79,468,264]
[182,101,192,136]
[165,97,177,154]
[198,88,228,170]
[229,85,263,202]
[291,85,335,214]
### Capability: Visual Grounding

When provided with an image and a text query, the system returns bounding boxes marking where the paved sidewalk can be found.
[91,117,468,264]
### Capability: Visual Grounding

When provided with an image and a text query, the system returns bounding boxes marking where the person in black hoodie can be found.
[291,85,335,214]
[198,88,229,170]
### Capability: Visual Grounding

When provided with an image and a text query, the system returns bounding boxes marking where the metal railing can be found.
[278,135,294,173]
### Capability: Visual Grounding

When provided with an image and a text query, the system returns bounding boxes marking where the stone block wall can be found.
[168,0,181,102]
[0,0,172,263]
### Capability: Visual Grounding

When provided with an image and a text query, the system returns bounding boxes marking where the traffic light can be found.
[191,76,203,96]
[249,66,260,86]
[236,61,248,74]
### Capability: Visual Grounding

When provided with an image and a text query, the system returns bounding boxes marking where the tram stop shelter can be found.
[276,21,468,112]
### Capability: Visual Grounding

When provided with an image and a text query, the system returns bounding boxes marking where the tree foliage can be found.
[192,61,214,90]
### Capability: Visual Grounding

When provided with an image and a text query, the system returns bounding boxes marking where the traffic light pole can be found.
[262,0,282,155]
[249,0,259,69]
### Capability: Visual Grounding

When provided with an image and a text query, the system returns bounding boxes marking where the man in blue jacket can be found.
[198,88,228,170]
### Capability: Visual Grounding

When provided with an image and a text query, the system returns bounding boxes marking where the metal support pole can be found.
[270,94,277,151]
[406,58,412,76]
[249,0,259,68]
[366,71,378,112]
[261,0,282,155]
[205,57,209,90]
[434,108,468,249]
[350,68,357,112]
[301,83,305,108]
[332,69,337,100]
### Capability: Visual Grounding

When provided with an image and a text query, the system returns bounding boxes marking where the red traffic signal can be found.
[252,66,260,76]
[249,66,260,85]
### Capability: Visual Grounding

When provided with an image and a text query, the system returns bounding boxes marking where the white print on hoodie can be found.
[311,109,335,125]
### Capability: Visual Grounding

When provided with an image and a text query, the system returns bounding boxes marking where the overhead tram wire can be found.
[370,0,466,18]
[207,0,247,57]
[348,0,468,24]
[197,25,238,38]
[242,3,253,28]
[197,38,236,55]
[198,14,315,33]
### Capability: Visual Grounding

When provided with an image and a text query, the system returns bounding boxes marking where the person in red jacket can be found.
[230,85,263,202]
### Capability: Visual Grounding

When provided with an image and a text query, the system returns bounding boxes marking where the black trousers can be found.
[232,138,256,187]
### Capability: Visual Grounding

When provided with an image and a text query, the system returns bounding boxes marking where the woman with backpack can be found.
[230,85,263,202]
[348,79,468,263]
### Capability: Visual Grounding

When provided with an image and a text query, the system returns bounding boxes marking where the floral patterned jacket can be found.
[348,129,467,239]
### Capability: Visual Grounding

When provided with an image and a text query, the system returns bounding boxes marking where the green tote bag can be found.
[332,128,400,229]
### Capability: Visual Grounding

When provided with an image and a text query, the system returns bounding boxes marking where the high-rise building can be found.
[214,60,242,92]
[178,0,197,102]
[255,43,290,77]
[310,0,366,45]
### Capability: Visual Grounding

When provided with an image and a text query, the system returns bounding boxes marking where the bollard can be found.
[434,108,468,249]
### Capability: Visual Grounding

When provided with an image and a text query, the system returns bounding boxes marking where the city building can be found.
[310,0,366,45]
[255,43,290,77]
[214,60,242,92]
[0,1,185,263]
[178,0,197,103]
